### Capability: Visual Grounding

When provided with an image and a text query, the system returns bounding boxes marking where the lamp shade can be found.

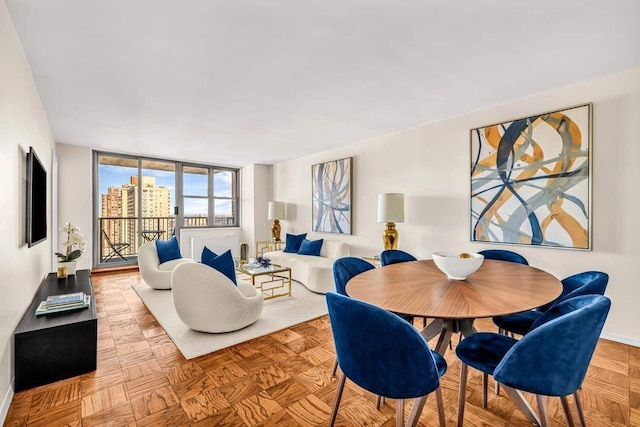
[268,201,285,220]
[377,193,404,223]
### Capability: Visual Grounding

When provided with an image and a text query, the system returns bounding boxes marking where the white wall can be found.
[273,68,640,346]
[56,143,92,270]
[0,1,55,421]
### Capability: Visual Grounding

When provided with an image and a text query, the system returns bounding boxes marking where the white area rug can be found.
[132,281,328,359]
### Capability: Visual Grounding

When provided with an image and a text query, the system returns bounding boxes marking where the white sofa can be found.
[138,241,194,290]
[172,263,264,333]
[264,240,350,294]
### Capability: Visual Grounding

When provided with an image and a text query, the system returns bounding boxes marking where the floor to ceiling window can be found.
[95,152,239,268]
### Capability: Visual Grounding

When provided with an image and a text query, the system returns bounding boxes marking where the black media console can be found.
[14,269,97,391]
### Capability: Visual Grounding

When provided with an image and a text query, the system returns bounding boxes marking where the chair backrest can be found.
[332,257,375,295]
[380,249,417,266]
[102,229,114,246]
[538,270,609,312]
[477,249,528,265]
[326,292,442,398]
[493,294,610,397]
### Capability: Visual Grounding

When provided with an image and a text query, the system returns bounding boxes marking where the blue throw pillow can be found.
[202,250,237,285]
[201,246,217,264]
[297,238,323,256]
[284,233,307,253]
[155,236,182,264]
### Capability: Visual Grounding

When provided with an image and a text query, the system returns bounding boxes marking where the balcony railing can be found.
[98,216,208,264]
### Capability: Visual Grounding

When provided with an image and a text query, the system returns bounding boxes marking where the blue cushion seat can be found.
[431,350,447,377]
[455,332,517,374]
[492,310,543,336]
[298,238,323,256]
[155,236,182,264]
[283,233,307,253]
[202,249,237,285]
[493,271,609,336]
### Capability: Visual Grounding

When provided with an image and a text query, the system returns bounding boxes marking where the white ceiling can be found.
[6,0,640,167]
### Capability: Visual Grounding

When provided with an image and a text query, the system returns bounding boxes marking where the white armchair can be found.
[171,262,264,333]
[138,241,194,290]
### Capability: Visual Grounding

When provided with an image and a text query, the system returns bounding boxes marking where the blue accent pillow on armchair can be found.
[284,233,307,253]
[201,246,217,264]
[155,236,182,264]
[298,238,323,256]
[202,249,237,285]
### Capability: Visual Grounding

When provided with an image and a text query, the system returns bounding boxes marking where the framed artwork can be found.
[470,103,592,250]
[312,157,352,234]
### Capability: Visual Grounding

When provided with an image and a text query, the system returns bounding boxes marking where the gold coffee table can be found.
[235,264,292,300]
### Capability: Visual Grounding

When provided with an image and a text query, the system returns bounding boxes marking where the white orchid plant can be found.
[56,222,87,262]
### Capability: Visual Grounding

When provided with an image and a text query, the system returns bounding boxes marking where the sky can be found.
[98,164,233,217]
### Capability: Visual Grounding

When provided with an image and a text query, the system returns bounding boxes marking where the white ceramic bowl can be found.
[432,251,484,280]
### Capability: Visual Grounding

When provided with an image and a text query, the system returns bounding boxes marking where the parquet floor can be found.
[4,270,639,426]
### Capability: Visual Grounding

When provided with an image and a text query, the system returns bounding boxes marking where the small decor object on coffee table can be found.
[256,256,271,268]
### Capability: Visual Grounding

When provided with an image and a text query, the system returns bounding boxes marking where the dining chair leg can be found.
[405,395,428,427]
[329,373,346,426]
[560,395,576,427]
[435,386,446,427]
[482,372,488,408]
[536,394,549,427]
[574,391,587,427]
[502,385,541,426]
[396,398,404,427]
[457,363,468,427]
[376,395,382,410]
[332,359,338,376]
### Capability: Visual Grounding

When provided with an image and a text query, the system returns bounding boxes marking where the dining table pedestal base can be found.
[420,318,477,355]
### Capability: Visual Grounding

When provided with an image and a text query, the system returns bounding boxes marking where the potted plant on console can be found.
[55,222,86,276]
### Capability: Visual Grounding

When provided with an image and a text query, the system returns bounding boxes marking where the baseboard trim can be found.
[601,332,640,348]
[0,381,14,426]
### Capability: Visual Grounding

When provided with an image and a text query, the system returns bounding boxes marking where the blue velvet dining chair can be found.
[326,292,447,427]
[478,249,529,266]
[493,271,609,336]
[456,294,611,427]
[332,257,375,295]
[333,257,414,323]
[331,257,415,402]
[380,249,417,266]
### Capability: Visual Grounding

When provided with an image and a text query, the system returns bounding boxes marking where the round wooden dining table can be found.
[346,259,562,355]
[347,258,562,427]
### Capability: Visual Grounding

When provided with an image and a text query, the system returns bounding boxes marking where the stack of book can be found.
[35,292,91,316]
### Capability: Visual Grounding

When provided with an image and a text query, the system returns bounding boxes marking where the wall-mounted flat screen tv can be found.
[26,146,47,247]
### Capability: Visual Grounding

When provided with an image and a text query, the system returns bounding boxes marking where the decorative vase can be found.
[58,261,78,276]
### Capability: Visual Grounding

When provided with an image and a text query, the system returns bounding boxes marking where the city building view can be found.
[100,176,174,261]
[98,168,237,264]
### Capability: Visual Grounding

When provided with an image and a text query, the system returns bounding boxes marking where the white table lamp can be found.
[268,201,285,241]
[377,193,404,250]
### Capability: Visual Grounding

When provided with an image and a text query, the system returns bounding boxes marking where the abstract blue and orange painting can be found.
[312,157,352,234]
[470,104,591,249]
